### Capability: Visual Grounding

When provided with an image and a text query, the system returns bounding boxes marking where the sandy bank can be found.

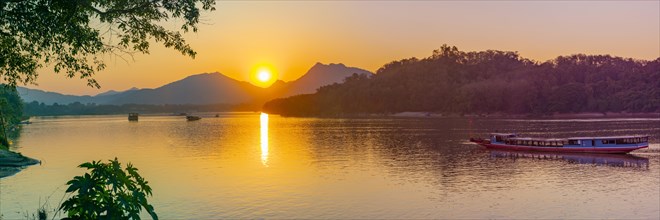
[0,150,40,178]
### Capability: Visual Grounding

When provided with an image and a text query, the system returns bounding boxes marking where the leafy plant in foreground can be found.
[60,158,157,220]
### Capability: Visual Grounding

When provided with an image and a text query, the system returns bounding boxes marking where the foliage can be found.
[0,86,23,148]
[37,207,47,220]
[60,158,157,220]
[264,45,660,116]
[23,206,47,220]
[0,86,23,124]
[0,0,215,88]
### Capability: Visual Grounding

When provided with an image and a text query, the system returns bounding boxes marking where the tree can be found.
[0,86,23,124]
[0,86,23,148]
[0,0,215,88]
[60,158,157,220]
[263,46,659,116]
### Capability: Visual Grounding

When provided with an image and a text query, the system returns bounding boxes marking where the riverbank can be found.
[0,149,40,178]
[273,110,660,119]
[388,112,660,119]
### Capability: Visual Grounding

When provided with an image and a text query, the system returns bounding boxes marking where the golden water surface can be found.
[1,113,659,219]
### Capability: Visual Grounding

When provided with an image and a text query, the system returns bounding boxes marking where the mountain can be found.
[18,73,263,105]
[17,86,141,105]
[17,87,95,105]
[282,63,373,96]
[18,62,373,106]
[96,87,139,97]
[105,72,261,105]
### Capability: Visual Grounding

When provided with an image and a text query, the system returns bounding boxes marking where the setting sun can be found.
[257,70,272,82]
[250,65,278,87]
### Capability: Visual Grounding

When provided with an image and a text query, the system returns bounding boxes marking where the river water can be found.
[1,113,659,219]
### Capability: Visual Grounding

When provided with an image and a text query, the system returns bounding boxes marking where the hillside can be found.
[263,45,660,116]
[105,72,261,105]
[96,87,139,97]
[17,87,95,105]
[19,63,371,107]
[282,63,373,96]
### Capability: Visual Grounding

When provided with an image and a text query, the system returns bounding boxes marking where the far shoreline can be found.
[22,111,660,120]
[386,111,660,119]
[269,111,660,119]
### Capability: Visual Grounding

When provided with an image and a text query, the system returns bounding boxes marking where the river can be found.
[1,113,659,219]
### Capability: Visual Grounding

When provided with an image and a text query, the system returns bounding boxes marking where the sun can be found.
[250,65,278,87]
[257,69,272,82]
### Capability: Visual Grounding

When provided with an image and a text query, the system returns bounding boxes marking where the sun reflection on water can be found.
[260,112,269,167]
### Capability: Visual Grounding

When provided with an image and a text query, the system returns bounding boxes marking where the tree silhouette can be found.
[0,0,215,88]
[263,45,660,116]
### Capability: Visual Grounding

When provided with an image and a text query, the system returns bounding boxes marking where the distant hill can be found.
[282,63,373,96]
[105,72,261,105]
[17,87,95,105]
[96,87,139,97]
[18,63,372,106]
[264,46,660,116]
[18,87,141,105]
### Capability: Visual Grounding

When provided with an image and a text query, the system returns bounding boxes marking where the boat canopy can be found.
[567,135,649,140]
[490,133,516,136]
[567,136,649,145]
[509,137,568,142]
[504,138,568,147]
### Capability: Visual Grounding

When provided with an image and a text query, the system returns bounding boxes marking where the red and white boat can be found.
[470,133,649,154]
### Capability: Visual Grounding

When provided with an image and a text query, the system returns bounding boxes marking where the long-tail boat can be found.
[470,133,649,154]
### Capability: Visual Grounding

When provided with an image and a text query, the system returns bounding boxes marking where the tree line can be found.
[23,101,258,116]
[0,86,24,148]
[263,45,659,116]
[0,86,24,124]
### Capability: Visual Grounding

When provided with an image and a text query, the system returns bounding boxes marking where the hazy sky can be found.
[26,1,659,95]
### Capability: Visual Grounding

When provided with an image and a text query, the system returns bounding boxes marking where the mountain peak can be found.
[96,87,141,97]
[175,72,240,84]
[312,62,347,70]
[282,62,374,96]
[185,72,219,78]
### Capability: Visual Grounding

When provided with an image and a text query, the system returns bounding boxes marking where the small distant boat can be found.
[470,133,649,154]
[215,114,220,117]
[128,113,139,121]
[18,120,32,124]
[186,115,201,121]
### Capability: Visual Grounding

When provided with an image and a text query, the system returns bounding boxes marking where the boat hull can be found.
[481,143,647,154]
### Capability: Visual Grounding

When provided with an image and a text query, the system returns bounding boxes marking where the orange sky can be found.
[26,1,660,95]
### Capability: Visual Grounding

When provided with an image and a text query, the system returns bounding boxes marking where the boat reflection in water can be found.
[489,150,649,168]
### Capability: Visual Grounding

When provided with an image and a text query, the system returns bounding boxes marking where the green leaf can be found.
[61,158,158,219]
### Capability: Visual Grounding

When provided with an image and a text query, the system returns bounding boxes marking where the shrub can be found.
[59,158,157,220]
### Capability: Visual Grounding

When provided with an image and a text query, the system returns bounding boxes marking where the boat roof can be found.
[567,135,649,140]
[490,133,516,136]
[489,132,649,141]
[505,135,649,141]
[509,137,567,141]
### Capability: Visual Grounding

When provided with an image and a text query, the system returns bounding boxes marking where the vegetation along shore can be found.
[264,45,659,117]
